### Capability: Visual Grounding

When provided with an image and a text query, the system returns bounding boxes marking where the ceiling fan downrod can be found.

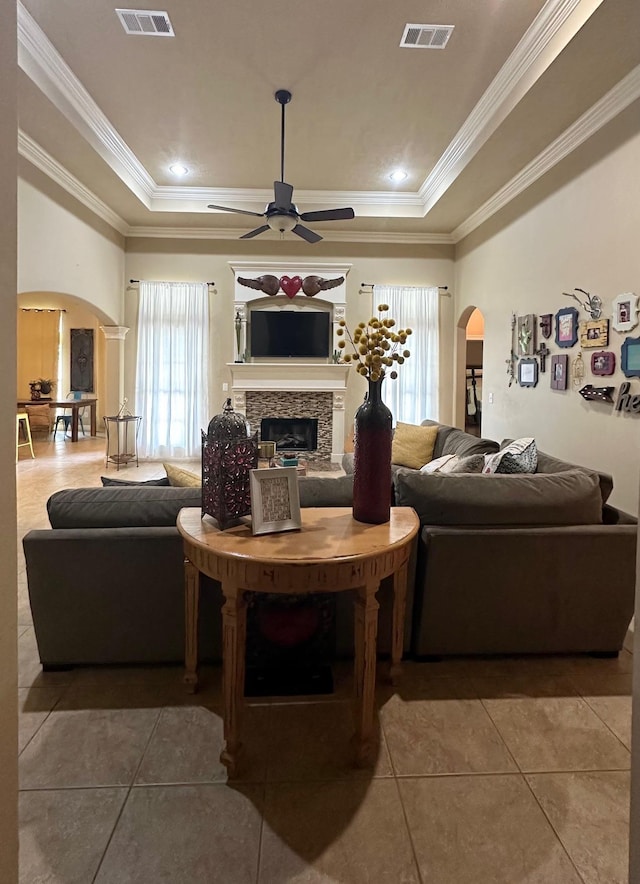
[275,89,291,187]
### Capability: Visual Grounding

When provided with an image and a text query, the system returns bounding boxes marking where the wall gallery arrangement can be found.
[508,289,639,414]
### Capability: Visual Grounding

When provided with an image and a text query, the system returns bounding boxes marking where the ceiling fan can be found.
[207,90,355,243]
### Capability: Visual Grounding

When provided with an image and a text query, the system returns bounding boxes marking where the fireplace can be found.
[261,417,318,452]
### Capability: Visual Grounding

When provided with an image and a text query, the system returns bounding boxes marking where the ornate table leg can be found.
[220,581,247,778]
[389,556,409,685]
[183,558,200,693]
[353,581,380,767]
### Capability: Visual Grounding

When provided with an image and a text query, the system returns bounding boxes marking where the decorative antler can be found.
[562,288,602,320]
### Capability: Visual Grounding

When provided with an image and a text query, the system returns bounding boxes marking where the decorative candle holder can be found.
[202,399,258,529]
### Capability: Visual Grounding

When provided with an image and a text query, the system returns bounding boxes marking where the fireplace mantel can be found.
[229,362,350,463]
[228,362,350,391]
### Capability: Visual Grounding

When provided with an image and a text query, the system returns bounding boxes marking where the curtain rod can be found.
[359,283,448,293]
[21,307,66,312]
[129,279,216,286]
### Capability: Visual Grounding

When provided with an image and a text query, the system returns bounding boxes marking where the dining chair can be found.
[54,392,86,440]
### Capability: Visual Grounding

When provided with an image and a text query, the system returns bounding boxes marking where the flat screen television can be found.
[250,310,331,358]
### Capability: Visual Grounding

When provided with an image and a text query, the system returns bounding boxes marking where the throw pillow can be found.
[420,454,457,473]
[483,438,537,475]
[163,463,202,487]
[446,453,486,474]
[101,476,170,486]
[391,422,438,470]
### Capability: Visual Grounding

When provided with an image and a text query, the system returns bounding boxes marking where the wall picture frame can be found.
[621,336,640,379]
[249,467,301,536]
[517,314,536,356]
[612,292,639,333]
[555,307,579,348]
[579,318,609,348]
[70,328,94,392]
[591,350,616,376]
[551,354,568,390]
[518,357,538,387]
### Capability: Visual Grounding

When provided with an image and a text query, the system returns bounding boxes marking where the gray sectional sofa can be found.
[23,420,637,667]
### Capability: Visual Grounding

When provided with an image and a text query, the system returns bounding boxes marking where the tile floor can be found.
[16,437,633,883]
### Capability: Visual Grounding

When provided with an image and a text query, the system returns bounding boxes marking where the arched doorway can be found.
[454,306,485,432]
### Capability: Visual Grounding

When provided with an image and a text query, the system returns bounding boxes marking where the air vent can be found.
[400,24,454,49]
[116,9,174,36]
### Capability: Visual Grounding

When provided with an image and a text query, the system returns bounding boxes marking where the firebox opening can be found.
[261,417,318,451]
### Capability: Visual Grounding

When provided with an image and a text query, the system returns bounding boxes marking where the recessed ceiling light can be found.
[169,163,189,177]
[389,169,408,182]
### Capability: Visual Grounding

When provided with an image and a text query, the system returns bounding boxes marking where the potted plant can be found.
[29,378,56,400]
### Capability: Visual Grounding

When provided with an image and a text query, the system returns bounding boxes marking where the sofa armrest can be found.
[412,524,637,656]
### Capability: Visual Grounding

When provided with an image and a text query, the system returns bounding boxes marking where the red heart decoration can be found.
[280,275,302,299]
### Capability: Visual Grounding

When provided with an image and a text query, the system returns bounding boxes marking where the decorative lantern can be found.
[202,399,258,529]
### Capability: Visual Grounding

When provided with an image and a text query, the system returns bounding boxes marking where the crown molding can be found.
[418,0,602,214]
[18,131,129,235]
[229,262,352,275]
[126,226,454,245]
[17,2,154,207]
[452,64,640,243]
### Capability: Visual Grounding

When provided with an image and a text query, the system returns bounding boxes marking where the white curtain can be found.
[135,281,210,459]
[374,285,439,425]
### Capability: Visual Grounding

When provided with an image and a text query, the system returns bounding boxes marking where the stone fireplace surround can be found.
[228,261,352,464]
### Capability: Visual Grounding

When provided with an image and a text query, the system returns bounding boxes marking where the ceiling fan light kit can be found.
[207,89,355,243]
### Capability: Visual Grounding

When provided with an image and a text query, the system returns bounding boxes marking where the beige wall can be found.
[1,0,18,877]
[18,168,125,326]
[124,241,455,440]
[455,102,640,516]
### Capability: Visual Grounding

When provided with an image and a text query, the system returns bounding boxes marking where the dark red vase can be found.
[352,378,392,524]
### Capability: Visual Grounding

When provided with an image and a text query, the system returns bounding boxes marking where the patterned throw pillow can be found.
[446,453,486,474]
[163,463,202,487]
[483,438,537,474]
[420,454,457,473]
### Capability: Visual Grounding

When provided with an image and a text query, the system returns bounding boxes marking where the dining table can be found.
[17,398,98,442]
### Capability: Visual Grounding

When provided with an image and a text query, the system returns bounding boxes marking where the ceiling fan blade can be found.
[292,224,322,244]
[273,181,294,208]
[207,204,264,217]
[299,207,355,223]
[239,225,270,240]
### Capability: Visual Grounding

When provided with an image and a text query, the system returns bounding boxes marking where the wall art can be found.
[517,314,536,356]
[571,351,585,387]
[612,292,639,334]
[555,307,579,348]
[621,336,640,378]
[70,328,94,392]
[550,354,568,390]
[579,319,609,348]
[562,287,602,319]
[579,385,615,404]
[506,312,518,386]
[591,351,616,376]
[615,382,640,414]
[535,343,550,372]
[518,357,538,387]
[539,314,552,339]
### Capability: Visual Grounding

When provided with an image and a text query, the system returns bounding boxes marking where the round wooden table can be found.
[177,506,419,776]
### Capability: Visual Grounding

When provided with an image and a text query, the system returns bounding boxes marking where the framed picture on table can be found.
[249,467,301,536]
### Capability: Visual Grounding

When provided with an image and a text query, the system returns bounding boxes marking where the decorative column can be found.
[100,326,129,420]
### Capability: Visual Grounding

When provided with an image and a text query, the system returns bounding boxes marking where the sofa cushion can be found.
[298,474,353,507]
[391,422,438,469]
[393,468,603,526]
[420,454,457,473]
[48,486,202,529]
[441,428,499,458]
[101,475,170,486]
[484,438,537,474]
[420,420,454,459]
[164,463,201,487]
[446,453,486,474]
